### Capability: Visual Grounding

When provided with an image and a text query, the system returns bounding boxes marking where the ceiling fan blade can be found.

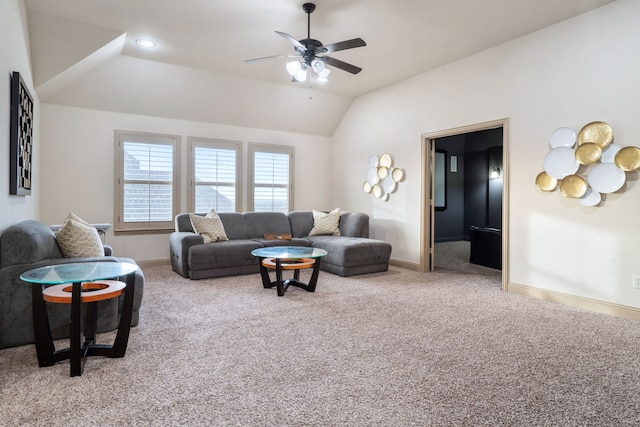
[275,31,305,50]
[245,54,299,64]
[323,56,363,74]
[321,38,366,54]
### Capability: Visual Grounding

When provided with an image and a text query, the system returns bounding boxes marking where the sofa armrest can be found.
[170,232,204,277]
[338,212,369,238]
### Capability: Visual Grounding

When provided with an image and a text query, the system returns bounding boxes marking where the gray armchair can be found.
[0,220,144,349]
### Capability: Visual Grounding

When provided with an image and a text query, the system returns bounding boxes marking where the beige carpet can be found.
[1,263,639,426]
[434,240,501,276]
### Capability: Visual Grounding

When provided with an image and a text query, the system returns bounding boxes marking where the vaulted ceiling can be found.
[23,0,616,135]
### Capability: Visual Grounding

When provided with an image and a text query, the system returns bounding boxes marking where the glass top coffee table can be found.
[21,262,139,377]
[251,246,328,296]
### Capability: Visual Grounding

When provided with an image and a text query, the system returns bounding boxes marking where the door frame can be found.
[420,118,509,291]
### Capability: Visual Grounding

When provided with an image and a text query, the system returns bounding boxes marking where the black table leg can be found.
[258,258,271,288]
[31,284,55,367]
[284,258,322,293]
[69,281,83,377]
[275,259,285,296]
[306,258,322,292]
[109,271,136,358]
[84,301,98,346]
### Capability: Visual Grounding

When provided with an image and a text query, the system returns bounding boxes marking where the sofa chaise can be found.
[170,211,392,279]
[0,220,145,350]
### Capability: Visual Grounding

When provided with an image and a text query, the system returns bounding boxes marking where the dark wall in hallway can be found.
[434,128,503,242]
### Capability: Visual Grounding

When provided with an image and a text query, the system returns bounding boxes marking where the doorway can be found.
[421,119,509,291]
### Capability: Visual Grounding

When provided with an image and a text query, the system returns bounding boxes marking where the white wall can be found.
[0,0,39,229]
[38,104,332,263]
[331,0,640,309]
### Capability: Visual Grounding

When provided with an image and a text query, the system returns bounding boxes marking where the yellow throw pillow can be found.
[309,208,341,236]
[190,210,229,243]
[55,217,105,258]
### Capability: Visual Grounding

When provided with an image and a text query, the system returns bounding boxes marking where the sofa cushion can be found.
[215,213,246,240]
[190,210,228,243]
[309,208,341,236]
[55,217,104,258]
[243,212,292,238]
[308,236,392,268]
[175,213,195,233]
[288,211,315,238]
[189,239,262,271]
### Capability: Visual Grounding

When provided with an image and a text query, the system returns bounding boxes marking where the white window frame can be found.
[114,130,180,233]
[248,142,294,212]
[187,137,242,213]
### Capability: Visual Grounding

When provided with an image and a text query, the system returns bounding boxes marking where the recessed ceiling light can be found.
[136,39,156,48]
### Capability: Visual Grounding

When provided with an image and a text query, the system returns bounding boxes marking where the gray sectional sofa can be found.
[0,220,145,350]
[170,211,392,279]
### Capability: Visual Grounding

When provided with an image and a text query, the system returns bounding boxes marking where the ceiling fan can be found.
[245,3,366,82]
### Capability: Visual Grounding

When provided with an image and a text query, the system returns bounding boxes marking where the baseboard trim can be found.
[508,282,640,321]
[136,258,171,268]
[390,258,421,271]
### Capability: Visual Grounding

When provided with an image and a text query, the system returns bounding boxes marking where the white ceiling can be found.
[24,0,616,98]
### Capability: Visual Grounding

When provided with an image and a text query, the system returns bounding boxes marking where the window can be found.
[187,137,241,213]
[248,143,294,212]
[115,131,179,232]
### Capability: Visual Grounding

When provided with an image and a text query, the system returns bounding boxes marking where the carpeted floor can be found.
[434,240,501,276]
[1,258,639,426]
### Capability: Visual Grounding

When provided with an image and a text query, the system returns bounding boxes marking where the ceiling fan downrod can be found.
[303,3,315,39]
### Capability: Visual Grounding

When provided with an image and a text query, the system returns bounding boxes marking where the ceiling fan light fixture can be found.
[286,61,301,76]
[311,59,325,73]
[246,3,365,84]
[293,63,308,82]
[315,67,330,82]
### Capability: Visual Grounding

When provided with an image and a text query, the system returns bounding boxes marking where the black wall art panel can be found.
[9,71,34,196]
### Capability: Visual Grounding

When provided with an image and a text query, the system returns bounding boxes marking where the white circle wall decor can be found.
[382,174,397,193]
[543,147,579,179]
[587,163,625,194]
[549,127,577,148]
[363,154,404,201]
[579,188,601,207]
[366,168,379,186]
[536,122,638,206]
[601,144,622,163]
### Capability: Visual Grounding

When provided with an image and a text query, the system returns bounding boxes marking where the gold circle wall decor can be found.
[535,171,558,192]
[379,153,392,168]
[536,122,639,207]
[559,175,588,198]
[372,184,383,198]
[614,146,640,171]
[364,154,405,202]
[575,142,602,165]
[577,121,613,148]
[391,168,405,182]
